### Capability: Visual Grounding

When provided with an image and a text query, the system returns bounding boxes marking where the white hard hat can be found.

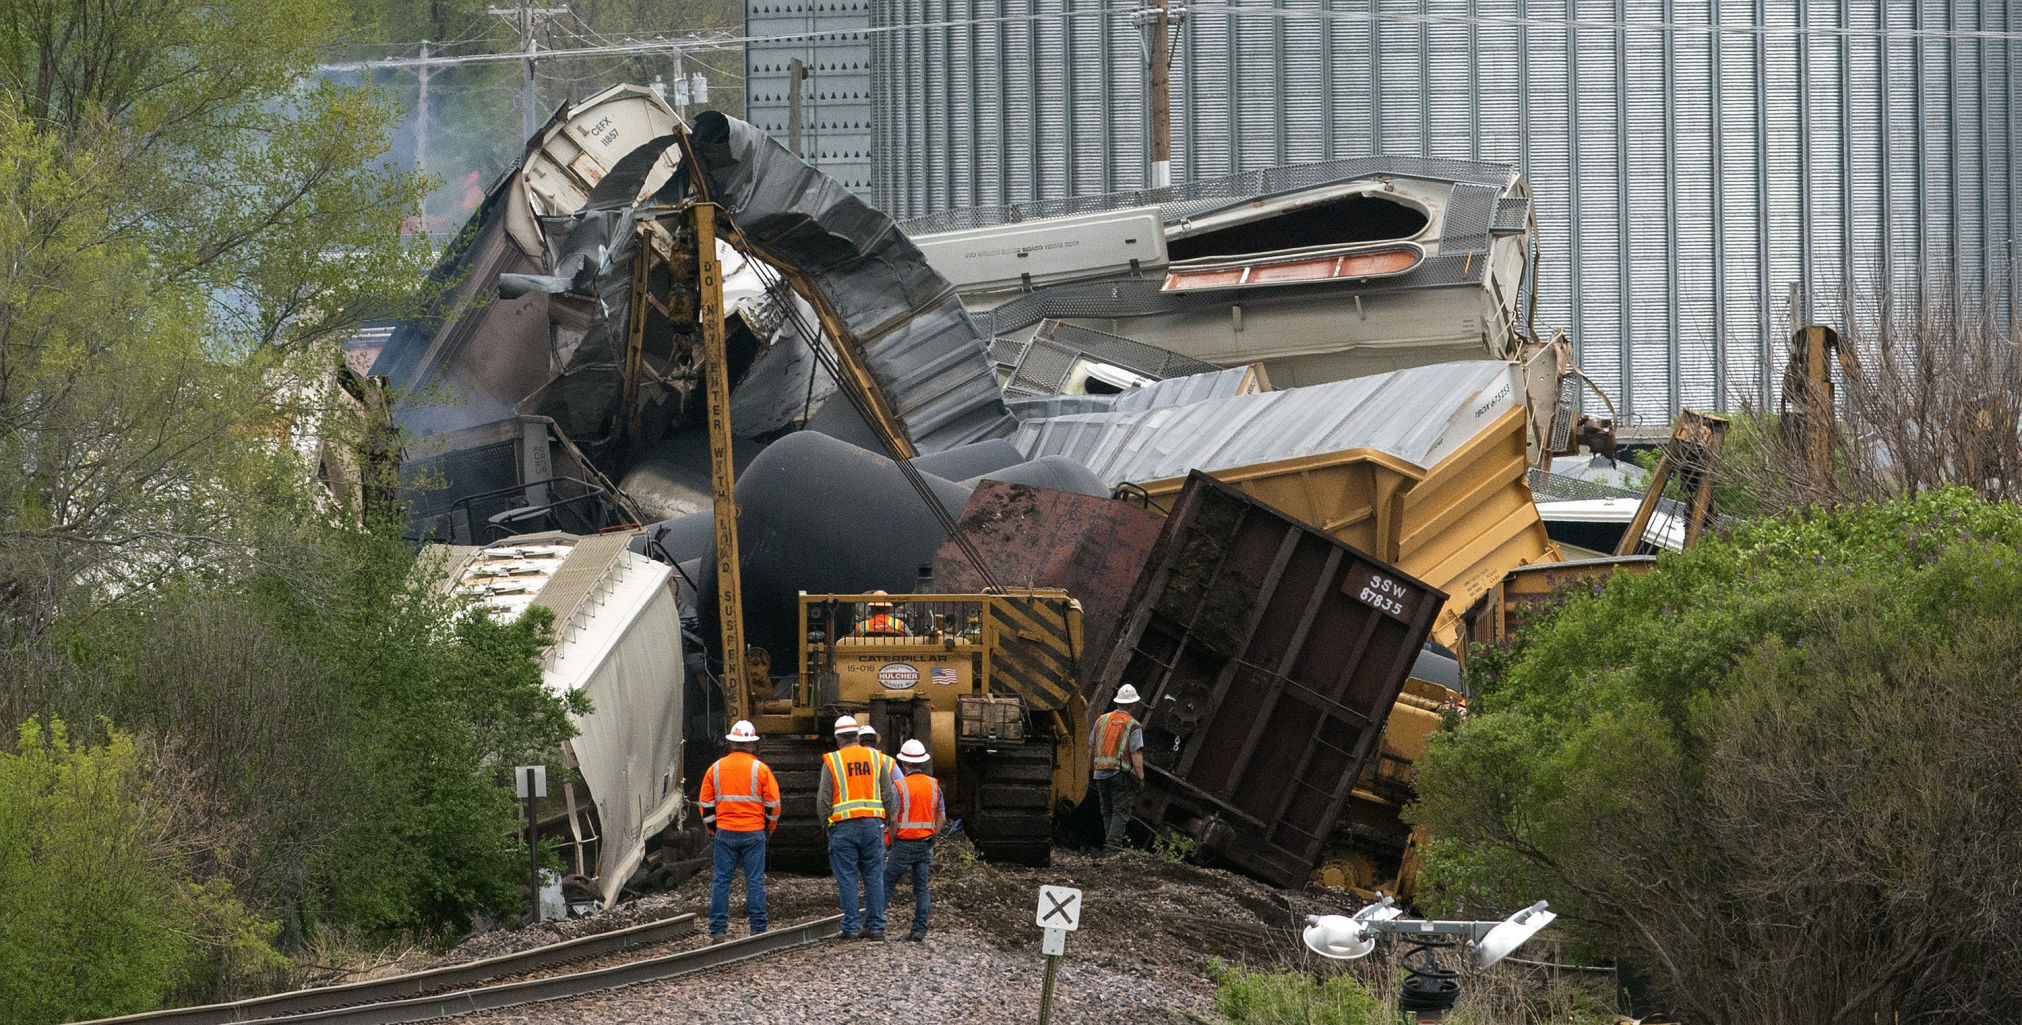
[1114,684,1143,705]
[833,715,860,734]
[898,739,930,763]
[726,720,759,743]
[856,721,878,737]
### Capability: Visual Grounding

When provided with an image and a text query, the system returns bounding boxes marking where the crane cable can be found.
[718,220,1006,593]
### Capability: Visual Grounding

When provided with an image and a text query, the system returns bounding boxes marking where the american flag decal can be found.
[931,666,957,686]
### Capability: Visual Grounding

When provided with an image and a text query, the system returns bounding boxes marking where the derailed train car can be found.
[434,531,685,908]
[1087,473,1445,888]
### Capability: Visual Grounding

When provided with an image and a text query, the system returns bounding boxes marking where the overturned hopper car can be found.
[435,531,686,908]
[1088,472,1445,887]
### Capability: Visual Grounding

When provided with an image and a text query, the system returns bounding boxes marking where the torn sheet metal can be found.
[1012,361,1520,484]
[685,112,1015,452]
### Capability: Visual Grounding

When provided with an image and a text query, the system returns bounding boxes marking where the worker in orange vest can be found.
[816,715,900,939]
[855,720,905,797]
[1088,684,1146,851]
[699,720,781,941]
[883,739,946,941]
[853,590,912,637]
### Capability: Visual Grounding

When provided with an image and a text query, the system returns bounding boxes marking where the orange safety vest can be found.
[700,751,780,833]
[893,772,942,840]
[856,613,909,636]
[824,745,887,825]
[1093,710,1138,772]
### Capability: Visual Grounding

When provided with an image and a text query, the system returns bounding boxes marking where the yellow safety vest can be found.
[825,746,887,824]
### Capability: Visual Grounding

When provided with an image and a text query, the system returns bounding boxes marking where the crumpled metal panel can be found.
[899,155,1523,237]
[686,112,1015,453]
[1004,365,1260,420]
[1011,361,1520,486]
[499,136,690,451]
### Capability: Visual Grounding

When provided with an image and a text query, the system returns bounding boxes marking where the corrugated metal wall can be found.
[744,0,876,190]
[753,2,2022,425]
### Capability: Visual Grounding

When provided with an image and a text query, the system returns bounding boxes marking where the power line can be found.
[320,7,2022,73]
[319,29,745,72]
[1180,4,2022,43]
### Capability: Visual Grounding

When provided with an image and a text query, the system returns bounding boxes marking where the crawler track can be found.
[80,914,844,1025]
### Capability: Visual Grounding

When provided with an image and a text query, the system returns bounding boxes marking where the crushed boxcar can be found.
[1087,471,1445,887]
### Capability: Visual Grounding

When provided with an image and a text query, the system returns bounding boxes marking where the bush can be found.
[0,526,586,947]
[1209,959,1384,1025]
[0,719,286,1025]
[1414,489,2022,1023]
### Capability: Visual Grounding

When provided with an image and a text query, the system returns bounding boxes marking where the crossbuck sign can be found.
[1037,885,1082,930]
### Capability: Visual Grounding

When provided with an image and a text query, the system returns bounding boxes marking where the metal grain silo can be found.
[749,1,2022,424]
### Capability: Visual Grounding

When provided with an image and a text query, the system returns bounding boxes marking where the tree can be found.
[0,0,591,987]
[0,719,285,1025]
[1714,283,2022,513]
[1411,490,2022,1023]
[0,0,432,632]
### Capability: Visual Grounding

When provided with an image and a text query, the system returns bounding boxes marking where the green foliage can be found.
[3,522,587,949]
[1151,828,1198,864]
[0,0,585,1008]
[0,719,286,1025]
[0,0,432,634]
[1413,488,2022,1022]
[1208,959,1384,1025]
[308,565,588,933]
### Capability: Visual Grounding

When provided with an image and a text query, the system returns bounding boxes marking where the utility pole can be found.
[490,1,568,141]
[1147,0,1172,190]
[787,58,806,157]
[416,39,430,215]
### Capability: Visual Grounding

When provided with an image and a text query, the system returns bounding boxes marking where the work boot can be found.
[905,930,926,942]
[708,935,729,945]
[864,930,886,941]
[838,931,860,941]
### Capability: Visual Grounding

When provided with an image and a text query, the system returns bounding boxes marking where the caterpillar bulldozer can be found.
[739,592,1090,868]
[654,121,1090,868]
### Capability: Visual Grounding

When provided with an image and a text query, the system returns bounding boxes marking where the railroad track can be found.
[80,913,845,1025]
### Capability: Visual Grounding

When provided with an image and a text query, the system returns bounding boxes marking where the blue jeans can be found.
[709,829,768,936]
[883,838,933,934]
[827,817,887,934]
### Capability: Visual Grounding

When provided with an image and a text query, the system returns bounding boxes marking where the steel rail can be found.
[242,916,845,1025]
[77,912,701,1025]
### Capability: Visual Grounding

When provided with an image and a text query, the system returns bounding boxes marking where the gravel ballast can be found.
[434,841,1359,1023]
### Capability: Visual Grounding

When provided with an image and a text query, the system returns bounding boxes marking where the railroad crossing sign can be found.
[1034,885,1083,1023]
[1037,885,1082,930]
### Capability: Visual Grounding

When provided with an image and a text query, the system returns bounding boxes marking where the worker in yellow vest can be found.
[815,715,900,939]
[1088,684,1146,851]
[698,719,780,941]
[883,739,946,941]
